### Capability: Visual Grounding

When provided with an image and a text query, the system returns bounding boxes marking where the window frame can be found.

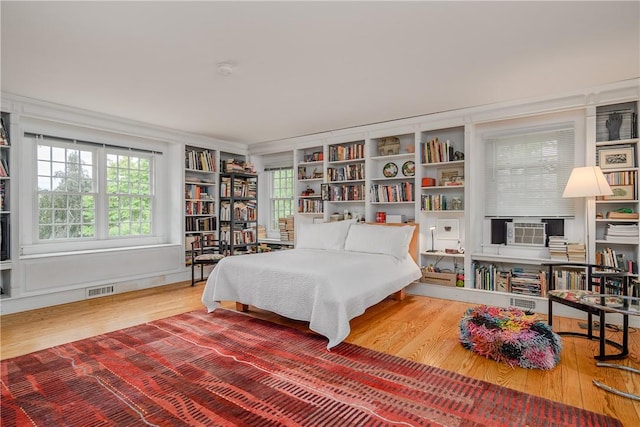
[22,132,167,256]
[267,168,295,234]
[483,123,576,218]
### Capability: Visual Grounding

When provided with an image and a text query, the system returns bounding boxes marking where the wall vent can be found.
[86,285,115,299]
[510,297,536,311]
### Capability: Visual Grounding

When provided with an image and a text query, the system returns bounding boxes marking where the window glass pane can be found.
[269,169,294,230]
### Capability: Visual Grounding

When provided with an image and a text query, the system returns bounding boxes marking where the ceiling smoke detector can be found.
[216,62,234,76]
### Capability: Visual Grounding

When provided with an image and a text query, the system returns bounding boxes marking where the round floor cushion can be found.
[459,305,562,370]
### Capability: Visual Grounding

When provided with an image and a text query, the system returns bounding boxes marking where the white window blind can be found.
[484,125,575,217]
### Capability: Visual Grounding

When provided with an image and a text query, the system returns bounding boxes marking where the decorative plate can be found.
[402,160,415,177]
[383,162,398,178]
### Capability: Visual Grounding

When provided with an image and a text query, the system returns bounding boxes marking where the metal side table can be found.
[579,293,640,400]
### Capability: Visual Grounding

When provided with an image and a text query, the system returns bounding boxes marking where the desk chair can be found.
[544,262,631,361]
[191,238,226,286]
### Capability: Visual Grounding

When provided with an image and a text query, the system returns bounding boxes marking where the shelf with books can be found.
[471,260,548,298]
[592,101,639,276]
[0,111,11,298]
[184,145,218,266]
[296,146,325,216]
[219,172,258,255]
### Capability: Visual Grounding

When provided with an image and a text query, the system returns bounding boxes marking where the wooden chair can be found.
[191,238,227,286]
[544,262,631,360]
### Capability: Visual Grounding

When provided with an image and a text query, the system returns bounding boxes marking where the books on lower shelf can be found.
[472,262,547,297]
[595,247,638,273]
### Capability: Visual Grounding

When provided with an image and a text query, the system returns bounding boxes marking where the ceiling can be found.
[1,1,639,145]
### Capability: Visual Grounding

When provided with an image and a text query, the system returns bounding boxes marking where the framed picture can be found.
[603,184,635,200]
[599,147,635,169]
[436,219,459,240]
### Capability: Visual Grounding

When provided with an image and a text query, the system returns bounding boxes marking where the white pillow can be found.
[344,224,415,260]
[296,220,354,250]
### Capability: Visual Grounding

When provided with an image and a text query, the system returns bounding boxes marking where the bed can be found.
[201,221,421,349]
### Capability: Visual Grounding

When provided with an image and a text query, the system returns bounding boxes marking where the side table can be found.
[579,293,640,400]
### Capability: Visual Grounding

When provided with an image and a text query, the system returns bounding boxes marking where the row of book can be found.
[184,232,217,251]
[298,198,323,213]
[327,183,365,201]
[420,137,460,164]
[548,236,586,262]
[0,117,9,146]
[222,159,255,174]
[220,226,256,246]
[472,263,547,297]
[302,151,323,163]
[326,163,365,182]
[220,201,257,222]
[595,246,638,274]
[0,158,8,177]
[185,216,216,233]
[420,194,463,211]
[602,170,635,186]
[185,184,214,200]
[0,181,5,211]
[278,215,295,241]
[369,182,414,203]
[185,149,216,172]
[328,143,365,162]
[220,177,257,198]
[185,200,215,216]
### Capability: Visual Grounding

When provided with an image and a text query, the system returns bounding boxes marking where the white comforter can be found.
[201,248,421,348]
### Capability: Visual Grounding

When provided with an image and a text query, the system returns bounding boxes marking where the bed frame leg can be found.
[391,289,406,301]
[235,302,249,312]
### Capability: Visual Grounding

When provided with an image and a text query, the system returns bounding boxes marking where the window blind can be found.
[484,125,575,217]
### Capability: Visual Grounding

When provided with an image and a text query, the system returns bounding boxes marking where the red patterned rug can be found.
[1,309,620,426]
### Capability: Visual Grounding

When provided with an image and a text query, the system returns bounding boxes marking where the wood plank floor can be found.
[2,281,639,425]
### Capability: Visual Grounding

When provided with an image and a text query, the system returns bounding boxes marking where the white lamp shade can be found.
[562,166,613,198]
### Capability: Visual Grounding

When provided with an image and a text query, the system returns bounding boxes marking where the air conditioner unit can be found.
[506,222,546,246]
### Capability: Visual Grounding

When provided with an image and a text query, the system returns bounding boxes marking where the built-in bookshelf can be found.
[296,145,324,216]
[219,172,258,255]
[325,140,366,220]
[1,111,11,297]
[419,126,466,276]
[184,145,217,265]
[594,101,639,275]
[368,133,416,224]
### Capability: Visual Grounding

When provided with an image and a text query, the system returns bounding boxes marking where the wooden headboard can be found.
[367,222,419,264]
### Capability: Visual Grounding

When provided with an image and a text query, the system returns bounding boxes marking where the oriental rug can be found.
[1,309,621,427]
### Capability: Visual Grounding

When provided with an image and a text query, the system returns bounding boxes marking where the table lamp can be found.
[427,225,437,252]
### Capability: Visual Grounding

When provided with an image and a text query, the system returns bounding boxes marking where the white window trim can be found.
[21,126,169,256]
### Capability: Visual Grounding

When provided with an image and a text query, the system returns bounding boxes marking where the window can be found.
[25,131,165,255]
[37,143,96,240]
[106,152,152,236]
[484,125,575,217]
[269,168,294,230]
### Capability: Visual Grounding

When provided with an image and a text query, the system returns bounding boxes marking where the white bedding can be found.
[201,248,421,348]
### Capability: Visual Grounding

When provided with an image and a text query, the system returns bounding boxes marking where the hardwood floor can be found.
[2,281,639,425]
